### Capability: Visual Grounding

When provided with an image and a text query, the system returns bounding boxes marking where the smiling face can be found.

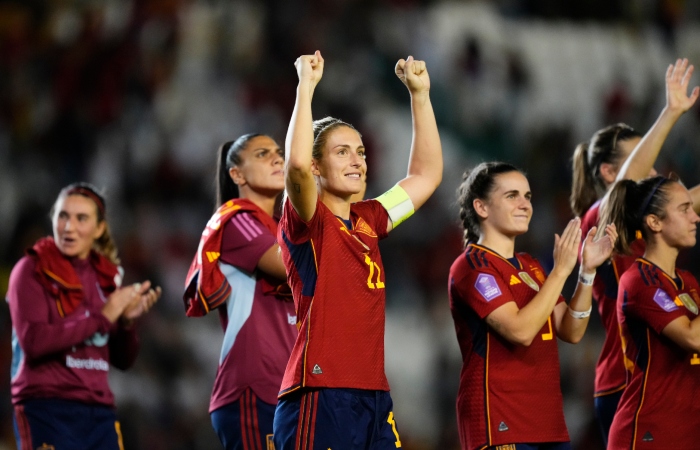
[476,171,532,238]
[229,135,285,198]
[651,182,699,250]
[312,125,367,197]
[52,194,106,259]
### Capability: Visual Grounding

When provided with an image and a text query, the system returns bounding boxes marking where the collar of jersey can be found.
[468,243,522,270]
[636,257,683,290]
[334,216,353,230]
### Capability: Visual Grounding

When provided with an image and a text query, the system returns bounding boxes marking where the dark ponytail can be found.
[570,123,642,217]
[457,162,522,246]
[215,134,262,207]
[599,175,674,255]
[570,140,598,217]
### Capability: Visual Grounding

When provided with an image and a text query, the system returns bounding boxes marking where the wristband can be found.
[578,268,596,286]
[568,305,592,319]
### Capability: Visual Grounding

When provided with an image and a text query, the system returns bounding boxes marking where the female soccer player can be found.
[9,182,160,449]
[569,58,699,444]
[449,162,617,450]
[183,134,297,449]
[273,50,442,449]
[601,175,700,448]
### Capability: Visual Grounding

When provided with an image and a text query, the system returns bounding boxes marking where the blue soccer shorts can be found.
[594,389,623,448]
[273,388,402,450]
[211,388,276,450]
[13,398,123,450]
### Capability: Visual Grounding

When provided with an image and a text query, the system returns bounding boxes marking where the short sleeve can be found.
[351,199,389,240]
[219,212,277,273]
[279,197,324,244]
[451,264,514,319]
[621,279,687,335]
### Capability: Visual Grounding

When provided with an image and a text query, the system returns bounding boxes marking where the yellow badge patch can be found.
[678,293,699,315]
[519,272,540,292]
[509,275,521,285]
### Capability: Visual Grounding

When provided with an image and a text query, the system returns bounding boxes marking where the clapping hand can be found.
[581,224,618,274]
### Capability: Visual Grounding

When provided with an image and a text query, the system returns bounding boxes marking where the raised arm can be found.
[690,185,700,213]
[615,59,699,183]
[285,51,325,222]
[390,56,443,232]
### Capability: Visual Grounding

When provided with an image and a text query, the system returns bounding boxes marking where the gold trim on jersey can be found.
[468,244,522,270]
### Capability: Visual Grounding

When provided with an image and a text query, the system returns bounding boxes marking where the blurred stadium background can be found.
[2,0,700,448]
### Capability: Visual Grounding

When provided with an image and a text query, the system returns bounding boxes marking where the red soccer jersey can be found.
[581,202,645,397]
[449,243,569,450]
[278,198,389,396]
[608,259,700,449]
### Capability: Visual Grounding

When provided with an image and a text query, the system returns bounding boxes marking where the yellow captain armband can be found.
[375,184,414,228]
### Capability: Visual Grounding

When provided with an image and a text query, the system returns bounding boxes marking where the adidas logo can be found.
[509,275,521,285]
[312,364,323,374]
[642,431,653,442]
[205,251,220,263]
[498,421,509,432]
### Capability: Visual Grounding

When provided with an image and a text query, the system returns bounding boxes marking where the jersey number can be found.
[541,317,553,341]
[387,411,402,448]
[364,255,385,289]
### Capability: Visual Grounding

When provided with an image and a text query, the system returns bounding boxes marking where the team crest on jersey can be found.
[691,289,700,305]
[518,272,540,292]
[678,293,699,315]
[354,217,377,237]
[530,266,545,283]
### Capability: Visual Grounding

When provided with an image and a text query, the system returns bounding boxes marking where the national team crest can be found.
[678,293,699,315]
[518,272,540,292]
[354,217,377,237]
[530,266,545,283]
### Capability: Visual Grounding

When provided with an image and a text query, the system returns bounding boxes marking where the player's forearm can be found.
[557,283,593,344]
[616,107,681,183]
[18,314,111,360]
[285,83,315,173]
[508,272,568,345]
[689,184,700,214]
[408,94,442,182]
[400,93,442,211]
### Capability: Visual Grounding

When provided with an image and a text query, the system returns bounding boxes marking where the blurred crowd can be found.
[3,0,700,449]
